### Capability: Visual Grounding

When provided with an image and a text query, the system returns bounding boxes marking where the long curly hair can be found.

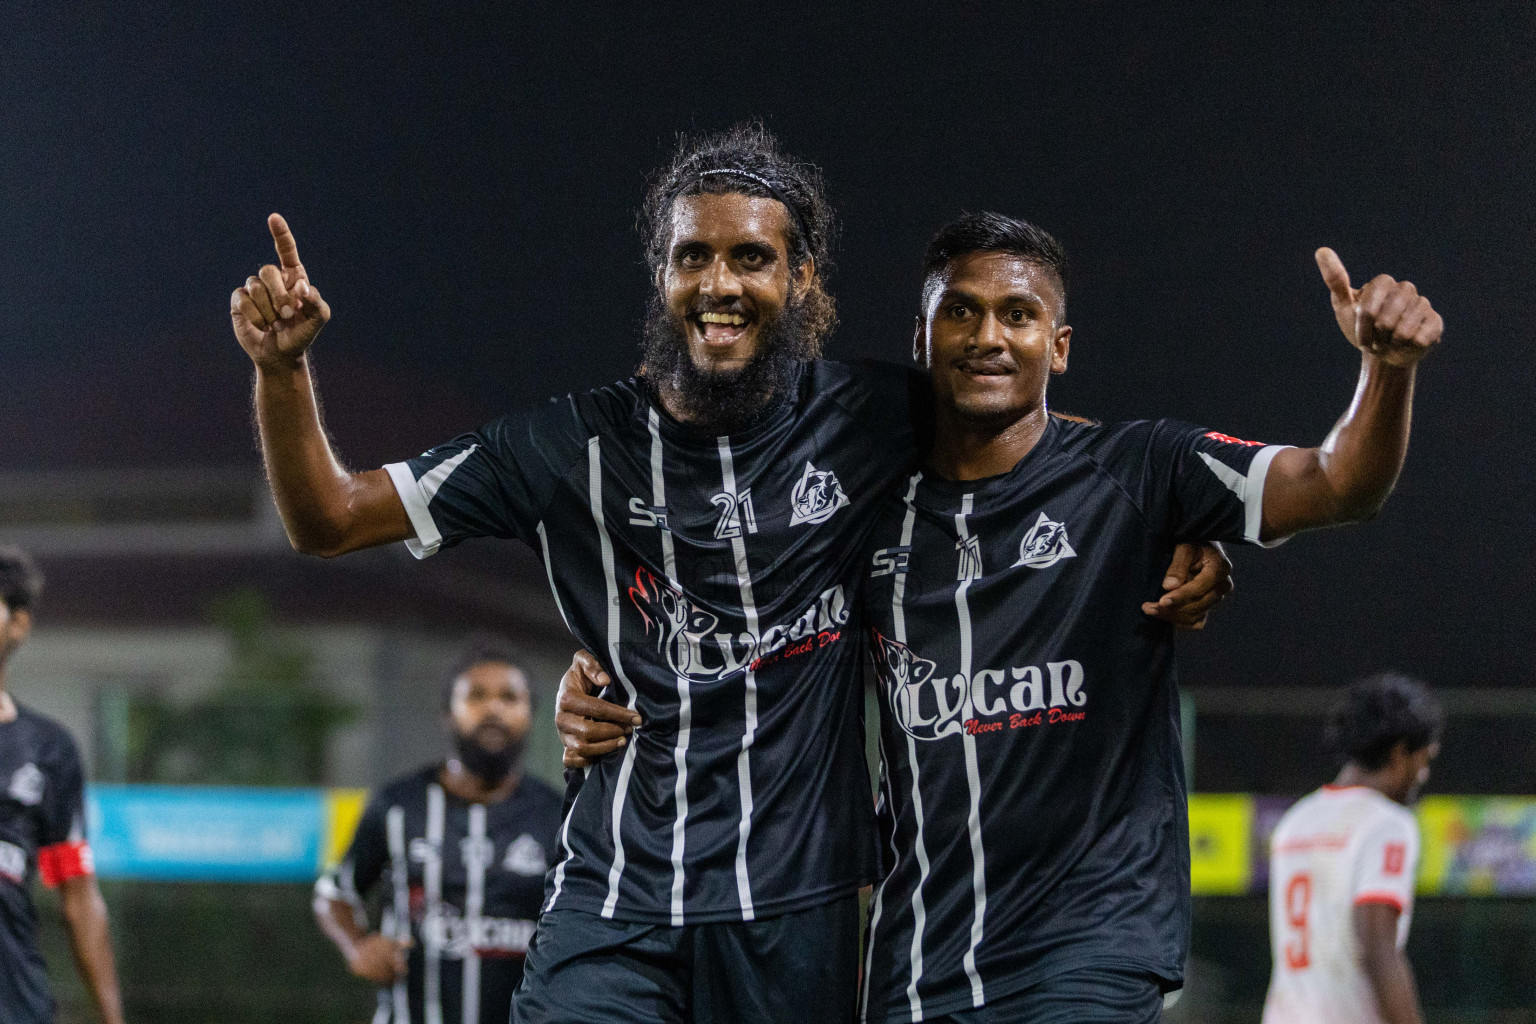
[640,123,838,358]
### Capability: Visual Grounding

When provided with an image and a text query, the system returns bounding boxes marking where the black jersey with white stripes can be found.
[316,766,562,1024]
[858,416,1291,1023]
[385,360,927,925]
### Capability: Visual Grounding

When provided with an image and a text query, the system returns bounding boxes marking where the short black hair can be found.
[640,122,838,355]
[0,546,44,615]
[1325,672,1443,771]
[921,211,1070,319]
[441,635,528,713]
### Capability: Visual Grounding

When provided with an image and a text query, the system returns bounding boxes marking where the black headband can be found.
[695,168,813,253]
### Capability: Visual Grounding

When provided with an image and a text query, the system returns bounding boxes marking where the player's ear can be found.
[791,257,815,299]
[1051,324,1072,374]
[912,316,926,367]
[4,608,32,648]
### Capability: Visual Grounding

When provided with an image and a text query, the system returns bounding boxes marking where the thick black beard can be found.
[640,296,807,435]
[453,726,524,786]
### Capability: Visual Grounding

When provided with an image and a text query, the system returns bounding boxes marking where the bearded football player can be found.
[230,126,1228,1024]
[314,640,561,1024]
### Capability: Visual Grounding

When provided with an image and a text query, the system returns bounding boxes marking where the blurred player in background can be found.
[0,546,125,1024]
[314,640,561,1024]
[561,213,1444,1023]
[1263,673,1443,1024]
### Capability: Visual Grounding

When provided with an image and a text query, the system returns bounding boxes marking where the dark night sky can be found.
[2,4,1532,691]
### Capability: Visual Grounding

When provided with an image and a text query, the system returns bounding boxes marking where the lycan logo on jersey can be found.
[629,566,851,683]
[871,631,1088,742]
[1012,511,1077,569]
[788,461,849,526]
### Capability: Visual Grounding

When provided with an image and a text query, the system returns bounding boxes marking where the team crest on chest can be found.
[8,763,44,806]
[1012,511,1077,569]
[502,833,548,876]
[788,462,849,526]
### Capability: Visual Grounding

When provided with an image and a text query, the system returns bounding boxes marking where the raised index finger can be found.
[268,213,304,271]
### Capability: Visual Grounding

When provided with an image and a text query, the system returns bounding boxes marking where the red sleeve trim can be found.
[37,841,94,887]
[1353,891,1406,912]
[1203,431,1264,448]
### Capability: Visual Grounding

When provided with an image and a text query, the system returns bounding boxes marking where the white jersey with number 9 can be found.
[1262,785,1419,1024]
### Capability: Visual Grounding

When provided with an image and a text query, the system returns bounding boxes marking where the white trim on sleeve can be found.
[385,461,443,559]
[1243,444,1294,548]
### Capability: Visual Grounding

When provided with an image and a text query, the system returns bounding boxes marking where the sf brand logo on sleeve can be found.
[788,462,850,526]
[1012,511,1077,569]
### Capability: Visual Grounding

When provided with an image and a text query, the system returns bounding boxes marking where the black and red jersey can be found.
[384,360,927,925]
[859,417,1290,1022]
[1,702,94,1024]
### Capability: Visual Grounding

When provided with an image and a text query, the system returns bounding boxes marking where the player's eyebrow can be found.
[935,287,1046,308]
[999,290,1046,308]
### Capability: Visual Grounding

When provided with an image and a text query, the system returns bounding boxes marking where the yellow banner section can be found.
[322,788,368,871]
[1188,794,1254,895]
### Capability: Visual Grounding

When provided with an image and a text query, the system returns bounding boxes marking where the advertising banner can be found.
[81,786,1536,891]
[88,785,348,882]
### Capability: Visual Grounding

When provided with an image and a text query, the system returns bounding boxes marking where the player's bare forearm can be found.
[313,891,368,959]
[314,894,410,984]
[1356,903,1424,1024]
[1258,249,1442,541]
[60,877,125,1024]
[233,213,412,557]
[1360,941,1425,1024]
[1261,355,1414,537]
[254,359,410,557]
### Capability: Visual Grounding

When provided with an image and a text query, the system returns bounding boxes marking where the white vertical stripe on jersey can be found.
[424,784,446,1024]
[589,437,643,919]
[462,803,487,1024]
[861,472,922,1024]
[952,494,989,1008]
[544,783,582,913]
[386,806,412,1024]
[901,475,937,1020]
[717,437,760,920]
[536,512,579,914]
[650,409,693,926]
[535,521,572,632]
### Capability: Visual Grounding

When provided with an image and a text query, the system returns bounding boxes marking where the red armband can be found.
[37,840,94,887]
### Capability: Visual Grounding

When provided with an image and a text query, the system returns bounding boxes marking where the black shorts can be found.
[511,896,861,1024]
[919,967,1165,1024]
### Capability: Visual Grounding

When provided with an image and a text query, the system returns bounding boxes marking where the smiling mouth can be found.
[955,361,1014,378]
[693,310,754,345]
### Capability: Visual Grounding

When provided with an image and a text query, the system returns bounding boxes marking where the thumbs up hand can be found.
[231,214,332,371]
[1315,248,1443,368]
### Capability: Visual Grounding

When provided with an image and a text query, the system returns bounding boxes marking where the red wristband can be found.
[37,841,94,887]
